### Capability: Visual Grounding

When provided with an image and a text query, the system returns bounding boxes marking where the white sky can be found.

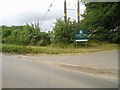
[0,0,86,31]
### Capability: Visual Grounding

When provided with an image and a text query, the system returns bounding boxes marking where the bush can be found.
[2,24,51,46]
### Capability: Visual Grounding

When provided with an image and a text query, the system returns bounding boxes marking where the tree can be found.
[2,22,51,46]
[80,2,120,43]
[53,18,78,44]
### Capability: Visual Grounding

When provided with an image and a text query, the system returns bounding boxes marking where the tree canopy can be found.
[53,18,78,44]
[80,2,120,43]
[2,22,51,46]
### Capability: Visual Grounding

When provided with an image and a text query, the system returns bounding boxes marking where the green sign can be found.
[75,30,88,42]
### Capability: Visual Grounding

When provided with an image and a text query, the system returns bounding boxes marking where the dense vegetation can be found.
[53,19,78,44]
[53,2,120,44]
[2,22,51,46]
[0,43,118,54]
[80,2,120,43]
[1,2,120,50]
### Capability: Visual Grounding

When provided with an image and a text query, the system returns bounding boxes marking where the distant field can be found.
[0,43,118,54]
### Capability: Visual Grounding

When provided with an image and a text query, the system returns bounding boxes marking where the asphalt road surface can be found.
[2,51,118,88]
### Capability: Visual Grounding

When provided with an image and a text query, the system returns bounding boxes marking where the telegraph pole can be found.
[77,0,80,23]
[64,0,67,22]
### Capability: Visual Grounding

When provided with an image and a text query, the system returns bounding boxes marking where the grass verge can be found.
[0,42,119,54]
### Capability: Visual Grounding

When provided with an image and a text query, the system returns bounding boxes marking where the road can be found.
[2,51,118,88]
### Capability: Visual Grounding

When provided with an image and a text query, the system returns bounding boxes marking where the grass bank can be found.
[0,42,118,54]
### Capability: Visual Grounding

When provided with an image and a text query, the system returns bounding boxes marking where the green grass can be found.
[0,42,119,54]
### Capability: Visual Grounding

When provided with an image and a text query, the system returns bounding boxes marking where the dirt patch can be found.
[15,54,118,77]
[51,62,118,77]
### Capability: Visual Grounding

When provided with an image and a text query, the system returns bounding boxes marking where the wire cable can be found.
[41,0,54,30]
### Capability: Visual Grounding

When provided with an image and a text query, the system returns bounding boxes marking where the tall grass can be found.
[0,42,118,54]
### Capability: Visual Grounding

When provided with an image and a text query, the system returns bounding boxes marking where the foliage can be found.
[1,43,118,54]
[80,2,120,43]
[2,22,51,46]
[53,18,78,44]
[1,2,120,48]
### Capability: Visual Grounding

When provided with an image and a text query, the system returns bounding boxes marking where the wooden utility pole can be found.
[64,0,67,22]
[77,0,80,23]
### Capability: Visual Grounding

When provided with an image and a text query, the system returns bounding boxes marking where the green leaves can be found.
[80,2,120,43]
[53,19,78,44]
[2,22,51,46]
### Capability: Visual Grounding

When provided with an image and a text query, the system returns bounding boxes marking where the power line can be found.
[48,0,64,20]
[45,0,59,20]
[41,0,54,30]
[41,0,79,31]
[42,0,64,31]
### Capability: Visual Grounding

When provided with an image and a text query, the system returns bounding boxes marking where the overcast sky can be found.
[0,0,86,31]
